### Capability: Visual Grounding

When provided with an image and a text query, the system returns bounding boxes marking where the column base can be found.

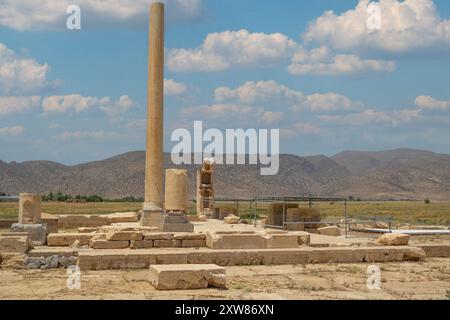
[141,207,194,232]
[159,213,194,232]
[140,207,164,227]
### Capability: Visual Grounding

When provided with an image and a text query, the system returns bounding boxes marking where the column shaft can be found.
[144,2,165,210]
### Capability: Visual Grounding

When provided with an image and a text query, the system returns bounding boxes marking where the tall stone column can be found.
[142,2,165,225]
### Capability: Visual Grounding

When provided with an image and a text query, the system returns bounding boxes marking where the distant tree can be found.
[424,199,431,204]
[348,195,355,201]
[86,195,103,202]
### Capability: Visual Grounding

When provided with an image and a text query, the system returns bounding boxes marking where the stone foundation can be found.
[77,246,426,270]
[57,212,139,229]
[206,231,310,249]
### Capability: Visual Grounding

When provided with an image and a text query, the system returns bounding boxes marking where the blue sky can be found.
[1,0,450,164]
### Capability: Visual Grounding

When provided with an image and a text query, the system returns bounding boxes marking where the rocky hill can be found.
[1,148,450,200]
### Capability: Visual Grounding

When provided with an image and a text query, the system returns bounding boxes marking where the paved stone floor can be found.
[1,258,448,300]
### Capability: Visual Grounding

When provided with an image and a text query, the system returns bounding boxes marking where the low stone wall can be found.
[206,231,310,249]
[58,215,108,229]
[77,246,426,270]
[46,231,208,249]
[57,212,138,229]
[415,244,450,257]
[47,233,96,246]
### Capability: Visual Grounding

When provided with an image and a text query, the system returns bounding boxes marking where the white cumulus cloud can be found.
[415,95,450,111]
[0,96,41,115]
[215,80,363,113]
[303,93,365,112]
[215,80,304,105]
[0,43,53,94]
[288,50,396,76]
[303,0,450,56]
[164,78,187,96]
[318,108,422,126]
[54,130,115,141]
[0,0,204,31]
[42,94,136,117]
[167,29,298,72]
[282,122,322,138]
[0,125,25,136]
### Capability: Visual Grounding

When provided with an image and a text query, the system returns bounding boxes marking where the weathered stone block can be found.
[149,264,226,290]
[153,239,181,248]
[0,253,25,268]
[173,233,206,241]
[18,193,41,224]
[188,250,263,266]
[76,246,428,270]
[265,234,299,248]
[165,169,188,212]
[153,252,188,265]
[11,223,47,245]
[403,247,426,261]
[58,215,108,229]
[106,231,142,241]
[1,232,28,237]
[91,239,130,249]
[292,232,311,245]
[224,214,240,224]
[101,212,139,224]
[130,240,154,249]
[182,239,206,248]
[41,213,59,234]
[0,235,29,253]
[416,244,450,257]
[206,232,266,249]
[143,232,174,240]
[377,233,410,246]
[318,226,342,237]
[47,233,95,246]
[78,227,98,233]
[160,223,194,233]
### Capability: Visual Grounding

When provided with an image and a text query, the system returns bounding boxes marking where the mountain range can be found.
[1,148,450,200]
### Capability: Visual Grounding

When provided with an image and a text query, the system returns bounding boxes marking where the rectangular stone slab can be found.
[106,231,142,241]
[28,247,79,257]
[265,234,299,248]
[91,240,130,249]
[206,233,267,249]
[415,244,450,257]
[58,215,108,228]
[149,264,226,290]
[47,233,96,246]
[101,212,138,224]
[77,246,425,270]
[41,213,59,234]
[0,235,29,253]
[77,249,189,270]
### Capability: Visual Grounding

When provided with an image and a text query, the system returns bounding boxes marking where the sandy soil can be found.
[1,258,449,300]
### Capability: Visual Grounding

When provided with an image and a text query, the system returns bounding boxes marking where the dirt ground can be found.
[1,258,449,300]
